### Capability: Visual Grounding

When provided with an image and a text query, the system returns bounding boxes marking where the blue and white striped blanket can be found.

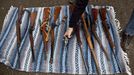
[0,5,131,75]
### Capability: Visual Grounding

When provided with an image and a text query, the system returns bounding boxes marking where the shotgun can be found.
[99,7,121,72]
[91,8,110,61]
[49,6,61,64]
[40,7,50,60]
[16,5,24,68]
[81,13,101,75]
[29,11,37,61]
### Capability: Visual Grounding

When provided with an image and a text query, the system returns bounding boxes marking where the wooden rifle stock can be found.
[69,4,89,74]
[91,8,110,61]
[81,14,101,75]
[16,5,24,68]
[50,6,61,64]
[99,8,115,50]
[29,11,37,61]
[40,7,50,59]
[100,7,122,72]
[16,5,23,45]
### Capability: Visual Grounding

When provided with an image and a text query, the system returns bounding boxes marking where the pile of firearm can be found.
[16,5,67,68]
[16,5,121,74]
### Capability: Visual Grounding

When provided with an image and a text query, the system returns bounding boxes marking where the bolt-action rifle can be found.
[68,4,89,74]
[99,7,115,50]
[91,8,110,61]
[75,26,89,74]
[99,7,121,72]
[16,5,24,68]
[49,6,61,64]
[81,13,101,75]
[29,11,37,61]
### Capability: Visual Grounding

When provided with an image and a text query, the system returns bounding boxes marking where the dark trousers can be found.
[124,9,134,36]
[69,0,88,28]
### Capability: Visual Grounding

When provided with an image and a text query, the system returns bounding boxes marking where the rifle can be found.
[40,7,50,60]
[81,13,101,75]
[16,5,24,68]
[91,8,110,61]
[99,8,115,50]
[29,11,37,61]
[75,26,89,74]
[69,4,89,74]
[49,6,61,64]
[99,7,121,72]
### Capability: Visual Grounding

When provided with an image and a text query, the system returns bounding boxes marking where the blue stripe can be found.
[0,7,17,42]
[21,10,31,39]
[49,7,55,72]
[0,8,18,50]
[59,40,64,72]
[36,41,43,71]
[107,13,121,73]
[75,42,79,73]
[64,6,70,73]
[24,8,40,70]
[4,9,32,68]
[97,16,106,73]
[0,6,129,74]
[2,9,18,64]
[59,7,65,72]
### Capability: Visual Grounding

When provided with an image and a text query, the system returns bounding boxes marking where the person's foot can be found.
[64,27,73,38]
[120,31,133,52]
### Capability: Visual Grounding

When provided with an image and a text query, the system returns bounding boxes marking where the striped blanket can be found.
[0,5,131,75]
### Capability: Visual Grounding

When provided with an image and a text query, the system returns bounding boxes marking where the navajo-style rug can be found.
[0,5,131,75]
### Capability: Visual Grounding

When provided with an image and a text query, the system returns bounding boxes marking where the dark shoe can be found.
[120,31,133,52]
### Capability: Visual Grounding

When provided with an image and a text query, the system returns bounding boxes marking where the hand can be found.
[64,27,73,38]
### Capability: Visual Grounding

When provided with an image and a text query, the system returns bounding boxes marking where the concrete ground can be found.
[0,0,134,75]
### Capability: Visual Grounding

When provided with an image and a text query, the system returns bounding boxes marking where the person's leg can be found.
[121,9,134,51]
[125,9,134,36]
